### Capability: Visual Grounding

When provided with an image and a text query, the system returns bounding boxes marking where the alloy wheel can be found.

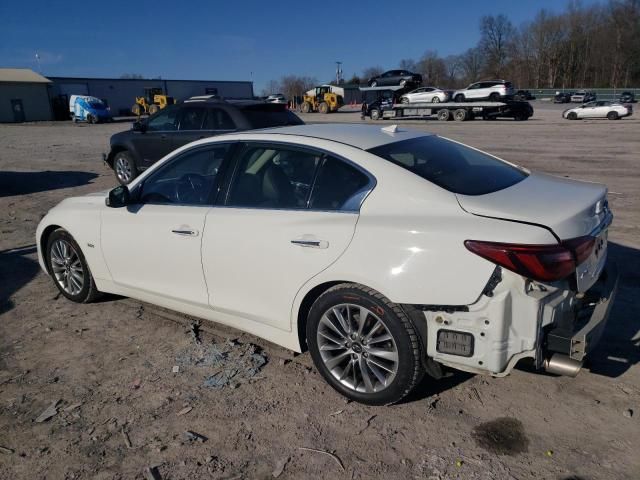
[50,239,84,296]
[316,304,399,394]
[115,156,132,183]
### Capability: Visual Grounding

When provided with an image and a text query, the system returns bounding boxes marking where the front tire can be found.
[370,81,378,87]
[306,284,425,405]
[46,229,101,303]
[370,108,381,120]
[454,94,465,103]
[113,151,138,185]
[318,102,329,114]
[567,112,578,120]
[300,101,311,113]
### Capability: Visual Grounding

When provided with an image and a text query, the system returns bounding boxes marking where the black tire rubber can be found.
[370,109,381,120]
[113,150,138,185]
[86,114,95,124]
[370,81,378,87]
[437,109,451,121]
[489,92,500,102]
[567,112,578,120]
[306,283,425,405]
[454,94,465,103]
[454,108,468,121]
[148,104,159,115]
[46,229,101,303]
[432,97,440,103]
[607,111,618,120]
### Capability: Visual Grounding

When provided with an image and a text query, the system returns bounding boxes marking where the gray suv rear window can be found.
[367,136,527,195]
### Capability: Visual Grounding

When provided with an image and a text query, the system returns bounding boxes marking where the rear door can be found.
[130,106,179,167]
[201,143,373,331]
[172,105,207,149]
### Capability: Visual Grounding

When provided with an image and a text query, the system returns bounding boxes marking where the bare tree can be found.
[443,55,462,88]
[362,66,385,81]
[260,79,281,97]
[479,14,515,78]
[399,59,417,72]
[417,50,446,86]
[459,47,483,84]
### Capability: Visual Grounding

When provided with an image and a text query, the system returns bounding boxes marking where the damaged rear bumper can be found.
[422,263,618,377]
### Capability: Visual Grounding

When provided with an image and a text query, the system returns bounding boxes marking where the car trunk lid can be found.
[457,172,611,291]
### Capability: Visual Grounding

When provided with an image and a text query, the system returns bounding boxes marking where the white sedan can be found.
[400,87,448,104]
[563,101,632,120]
[36,124,617,405]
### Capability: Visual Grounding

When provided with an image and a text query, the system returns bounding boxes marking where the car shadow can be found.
[399,369,475,404]
[0,171,99,197]
[586,241,640,378]
[0,245,40,315]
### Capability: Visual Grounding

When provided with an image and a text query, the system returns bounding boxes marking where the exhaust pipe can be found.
[543,353,582,377]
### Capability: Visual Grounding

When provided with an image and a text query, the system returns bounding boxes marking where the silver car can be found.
[400,87,448,104]
[453,80,514,102]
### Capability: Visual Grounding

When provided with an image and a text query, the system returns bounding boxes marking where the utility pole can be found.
[335,61,343,84]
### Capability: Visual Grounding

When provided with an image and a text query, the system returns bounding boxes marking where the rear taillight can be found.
[562,236,596,264]
[464,237,595,282]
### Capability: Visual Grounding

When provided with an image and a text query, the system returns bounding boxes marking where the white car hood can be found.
[456,172,608,240]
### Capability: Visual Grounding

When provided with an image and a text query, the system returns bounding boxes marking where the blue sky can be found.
[1,0,600,92]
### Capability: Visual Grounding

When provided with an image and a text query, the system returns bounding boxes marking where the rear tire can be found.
[399,79,407,87]
[489,92,500,102]
[46,229,101,303]
[86,114,95,124]
[131,104,142,116]
[148,104,159,115]
[370,109,381,120]
[453,109,468,121]
[370,81,378,87]
[607,111,618,120]
[318,102,329,114]
[306,283,425,405]
[437,109,451,121]
[300,102,311,113]
[113,151,138,185]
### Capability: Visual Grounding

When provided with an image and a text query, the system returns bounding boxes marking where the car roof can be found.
[222,123,431,150]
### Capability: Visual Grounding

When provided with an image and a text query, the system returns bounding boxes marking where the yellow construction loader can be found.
[131,87,175,116]
[300,85,344,113]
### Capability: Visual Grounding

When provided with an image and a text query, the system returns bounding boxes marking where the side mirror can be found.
[106,185,131,208]
[132,121,146,132]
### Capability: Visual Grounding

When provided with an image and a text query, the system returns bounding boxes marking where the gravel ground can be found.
[0,101,639,479]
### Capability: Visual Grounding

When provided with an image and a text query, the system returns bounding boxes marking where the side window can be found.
[139,145,230,205]
[227,145,322,209]
[147,108,178,131]
[203,108,236,130]
[468,83,480,90]
[178,107,206,130]
[310,157,371,211]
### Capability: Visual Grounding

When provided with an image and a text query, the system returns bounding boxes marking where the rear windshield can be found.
[367,136,527,195]
[241,106,304,128]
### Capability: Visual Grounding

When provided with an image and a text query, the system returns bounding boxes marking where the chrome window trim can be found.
[223,140,377,213]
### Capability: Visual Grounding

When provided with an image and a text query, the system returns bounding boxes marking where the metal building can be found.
[0,68,53,122]
[47,77,254,118]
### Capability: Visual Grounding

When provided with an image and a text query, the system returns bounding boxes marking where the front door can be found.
[131,106,179,168]
[172,105,207,150]
[202,143,373,331]
[101,143,232,307]
[11,99,25,122]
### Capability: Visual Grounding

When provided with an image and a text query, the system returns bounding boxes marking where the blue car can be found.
[69,95,112,123]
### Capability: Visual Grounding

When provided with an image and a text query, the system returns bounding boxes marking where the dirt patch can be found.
[472,417,529,455]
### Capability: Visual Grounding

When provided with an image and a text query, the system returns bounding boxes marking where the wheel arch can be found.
[39,224,64,274]
[295,280,346,352]
[106,145,128,168]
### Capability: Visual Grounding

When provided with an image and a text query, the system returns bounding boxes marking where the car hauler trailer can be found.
[359,86,533,121]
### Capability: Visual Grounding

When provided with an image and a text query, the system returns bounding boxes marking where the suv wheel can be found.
[454,94,465,103]
[370,81,378,87]
[46,229,101,303]
[306,283,425,405]
[489,92,500,102]
[113,151,138,185]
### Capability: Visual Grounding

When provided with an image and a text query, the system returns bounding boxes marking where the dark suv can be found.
[105,100,304,184]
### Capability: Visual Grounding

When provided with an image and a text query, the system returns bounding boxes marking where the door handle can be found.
[291,239,329,249]
[171,228,199,237]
